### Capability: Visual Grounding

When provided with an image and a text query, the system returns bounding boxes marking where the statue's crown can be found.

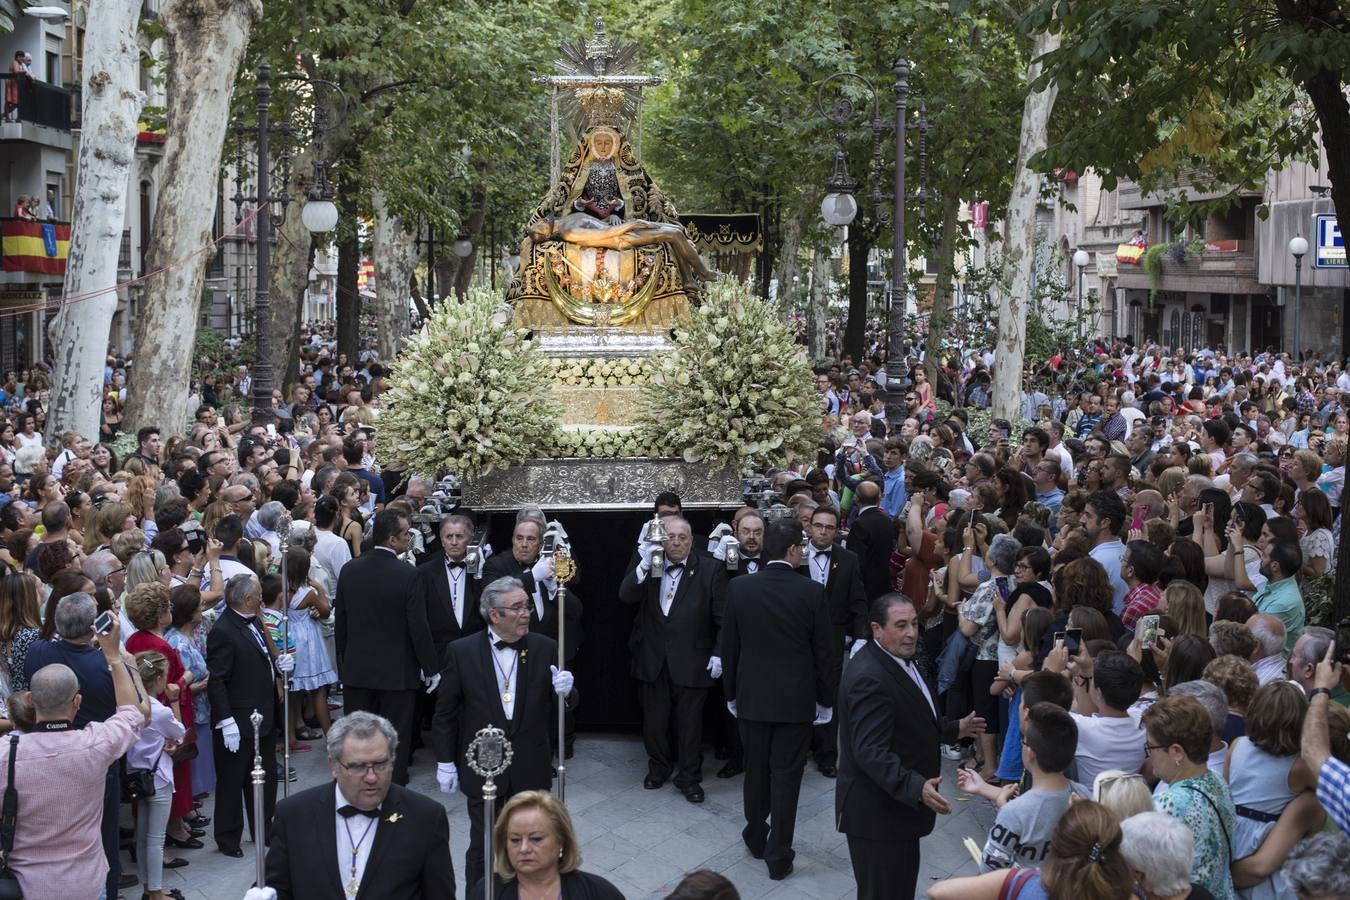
[576,86,625,128]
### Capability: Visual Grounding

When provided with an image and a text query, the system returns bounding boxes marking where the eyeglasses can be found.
[1143,742,1171,755]
[338,759,393,775]
[496,604,531,616]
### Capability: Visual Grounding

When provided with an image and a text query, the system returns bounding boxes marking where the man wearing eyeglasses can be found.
[261,711,455,900]
[432,576,577,892]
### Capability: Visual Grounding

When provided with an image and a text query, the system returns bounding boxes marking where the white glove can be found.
[274,652,295,674]
[243,889,277,900]
[219,717,241,754]
[436,762,458,795]
[712,534,737,561]
[530,555,553,584]
[707,656,722,679]
[813,704,833,726]
[422,671,441,693]
[726,700,738,718]
[849,639,868,658]
[550,665,574,696]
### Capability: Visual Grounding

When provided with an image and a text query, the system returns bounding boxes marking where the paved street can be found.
[150,731,992,900]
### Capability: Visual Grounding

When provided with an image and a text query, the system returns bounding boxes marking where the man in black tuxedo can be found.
[414,513,487,665]
[336,508,440,786]
[619,516,726,803]
[836,592,986,900]
[844,478,896,602]
[265,711,456,899]
[711,509,766,779]
[480,517,582,663]
[208,572,293,857]
[799,504,866,777]
[433,576,576,892]
[722,519,836,881]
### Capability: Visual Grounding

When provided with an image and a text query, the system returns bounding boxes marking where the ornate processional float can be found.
[380,19,816,512]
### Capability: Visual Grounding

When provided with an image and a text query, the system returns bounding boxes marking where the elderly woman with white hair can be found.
[1279,833,1350,900]
[1120,811,1218,900]
[954,531,1021,778]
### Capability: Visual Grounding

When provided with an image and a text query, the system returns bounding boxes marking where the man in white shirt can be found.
[262,711,455,898]
[1051,647,1147,787]
[1084,491,1129,615]
[1247,614,1289,686]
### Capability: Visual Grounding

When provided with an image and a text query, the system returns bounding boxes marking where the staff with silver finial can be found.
[249,708,266,887]
[276,508,294,797]
[466,725,513,900]
[551,544,576,800]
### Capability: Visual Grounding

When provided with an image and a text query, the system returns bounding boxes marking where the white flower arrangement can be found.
[547,356,656,388]
[541,424,656,459]
[379,288,561,479]
[636,277,817,469]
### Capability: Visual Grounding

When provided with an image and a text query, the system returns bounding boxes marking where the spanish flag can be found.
[2,219,70,275]
[1115,243,1145,265]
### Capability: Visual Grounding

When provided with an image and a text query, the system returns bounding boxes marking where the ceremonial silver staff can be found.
[276,510,293,797]
[249,708,266,887]
[467,725,513,900]
[549,538,575,801]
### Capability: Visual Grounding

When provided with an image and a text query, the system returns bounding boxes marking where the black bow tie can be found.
[338,805,380,819]
[665,563,685,573]
[494,638,521,651]
[814,548,831,557]
[445,560,467,570]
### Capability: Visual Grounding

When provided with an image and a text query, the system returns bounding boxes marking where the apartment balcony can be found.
[1116,240,1261,295]
[1116,171,1263,210]
[0,75,74,150]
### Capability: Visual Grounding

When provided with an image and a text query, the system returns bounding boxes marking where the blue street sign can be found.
[1314,214,1344,269]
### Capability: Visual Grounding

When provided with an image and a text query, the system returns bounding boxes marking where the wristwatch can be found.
[1309,687,1333,700]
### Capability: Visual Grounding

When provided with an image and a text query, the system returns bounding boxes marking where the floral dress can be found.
[2,626,40,693]
[1156,769,1236,898]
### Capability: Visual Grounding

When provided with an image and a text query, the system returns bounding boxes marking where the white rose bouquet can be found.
[637,277,816,469]
[379,288,561,478]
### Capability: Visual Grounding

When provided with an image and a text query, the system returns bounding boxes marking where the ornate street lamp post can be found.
[815,59,928,429]
[232,63,343,424]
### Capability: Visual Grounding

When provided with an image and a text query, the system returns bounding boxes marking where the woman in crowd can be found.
[130,650,187,900]
[0,571,40,694]
[928,800,1135,899]
[1142,694,1237,897]
[165,584,214,804]
[1120,811,1218,900]
[472,790,624,900]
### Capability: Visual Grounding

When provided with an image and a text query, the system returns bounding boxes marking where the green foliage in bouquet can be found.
[379,288,561,478]
[637,277,816,469]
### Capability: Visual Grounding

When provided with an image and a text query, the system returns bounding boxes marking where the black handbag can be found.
[120,751,160,803]
[0,733,24,898]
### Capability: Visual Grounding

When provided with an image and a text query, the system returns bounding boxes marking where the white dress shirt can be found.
[488,630,520,719]
[334,783,380,897]
[1252,653,1286,686]
[808,544,832,587]
[659,561,685,616]
[444,557,467,628]
[877,641,936,717]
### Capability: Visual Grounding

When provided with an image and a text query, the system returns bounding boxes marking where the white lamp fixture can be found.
[1288,235,1309,259]
[300,198,338,234]
[821,192,859,227]
[23,6,70,19]
[1073,248,1090,269]
[452,238,474,258]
